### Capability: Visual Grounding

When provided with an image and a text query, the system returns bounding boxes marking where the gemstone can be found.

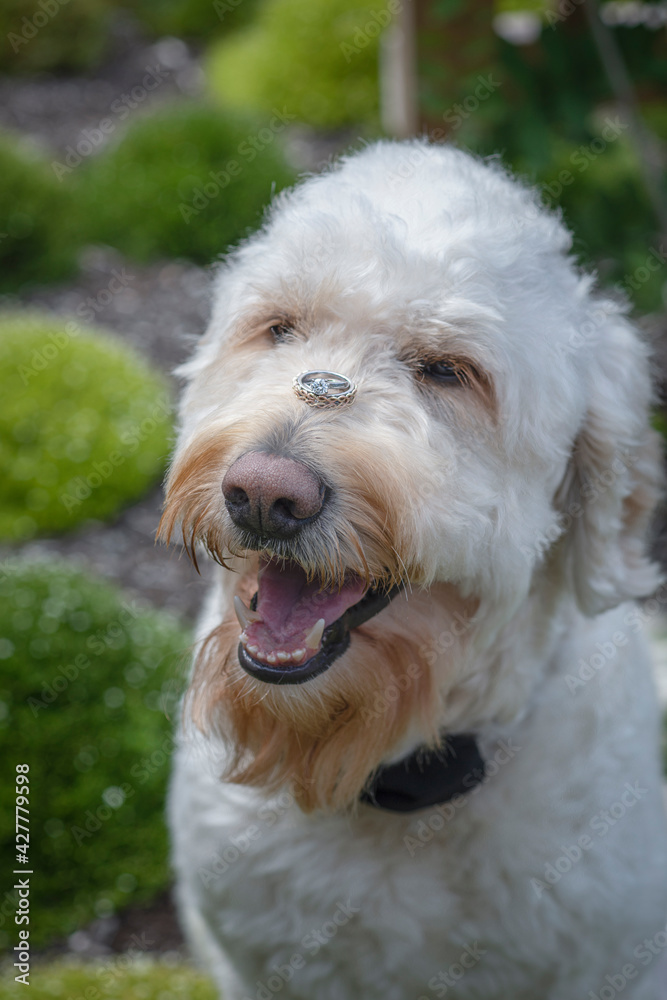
[310,378,329,395]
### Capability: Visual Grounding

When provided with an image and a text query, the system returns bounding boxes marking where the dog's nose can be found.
[222,452,326,539]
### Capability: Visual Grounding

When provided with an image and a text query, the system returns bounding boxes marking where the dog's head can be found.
[159,140,662,810]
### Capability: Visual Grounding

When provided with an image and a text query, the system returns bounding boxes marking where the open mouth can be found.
[235,558,399,685]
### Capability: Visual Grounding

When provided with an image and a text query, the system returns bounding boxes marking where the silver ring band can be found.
[292,370,357,408]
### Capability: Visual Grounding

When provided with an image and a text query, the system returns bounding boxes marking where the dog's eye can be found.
[421,361,467,385]
[270,324,292,343]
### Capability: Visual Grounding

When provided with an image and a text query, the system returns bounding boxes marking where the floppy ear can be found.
[555,305,664,616]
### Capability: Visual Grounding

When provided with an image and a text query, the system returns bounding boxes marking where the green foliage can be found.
[0,958,216,998]
[0,103,295,290]
[127,0,260,39]
[0,133,78,293]
[416,5,667,313]
[0,561,191,950]
[75,103,296,265]
[538,133,661,311]
[205,0,388,129]
[0,0,262,75]
[0,313,172,541]
[0,0,111,74]
[495,0,544,11]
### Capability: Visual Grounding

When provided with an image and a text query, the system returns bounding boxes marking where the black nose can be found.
[221,452,326,539]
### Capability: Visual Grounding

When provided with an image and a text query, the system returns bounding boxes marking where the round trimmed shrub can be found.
[205,0,387,129]
[75,103,296,265]
[0,560,191,950]
[0,133,78,293]
[0,312,172,541]
[0,958,217,998]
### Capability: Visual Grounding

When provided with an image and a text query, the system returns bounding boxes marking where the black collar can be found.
[360,734,486,813]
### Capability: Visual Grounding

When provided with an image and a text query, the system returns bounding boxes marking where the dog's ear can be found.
[555,307,664,616]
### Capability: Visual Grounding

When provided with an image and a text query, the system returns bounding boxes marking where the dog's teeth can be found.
[233,595,262,630]
[276,651,290,663]
[304,618,325,651]
[239,631,247,645]
[255,650,267,661]
[292,648,306,663]
[247,644,259,655]
[266,652,278,665]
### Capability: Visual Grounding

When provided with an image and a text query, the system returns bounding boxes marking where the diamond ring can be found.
[292,370,357,408]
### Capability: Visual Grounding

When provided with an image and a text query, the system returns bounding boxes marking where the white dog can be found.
[160,140,667,999]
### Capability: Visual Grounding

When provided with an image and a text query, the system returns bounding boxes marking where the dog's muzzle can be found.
[292,370,357,408]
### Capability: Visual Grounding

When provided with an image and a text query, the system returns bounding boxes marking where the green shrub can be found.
[0,0,111,75]
[0,561,191,950]
[535,135,662,313]
[0,313,172,541]
[75,103,296,265]
[0,133,78,293]
[127,0,261,39]
[0,958,216,998]
[0,0,262,75]
[205,0,388,129]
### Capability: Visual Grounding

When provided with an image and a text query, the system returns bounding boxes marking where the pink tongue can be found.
[246,559,367,655]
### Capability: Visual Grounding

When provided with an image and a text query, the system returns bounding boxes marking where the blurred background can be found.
[0,0,666,996]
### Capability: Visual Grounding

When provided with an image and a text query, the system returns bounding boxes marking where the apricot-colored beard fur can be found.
[162,420,477,809]
[158,421,423,591]
[186,568,476,812]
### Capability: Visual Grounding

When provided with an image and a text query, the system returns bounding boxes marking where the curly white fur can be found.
[165,140,667,999]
